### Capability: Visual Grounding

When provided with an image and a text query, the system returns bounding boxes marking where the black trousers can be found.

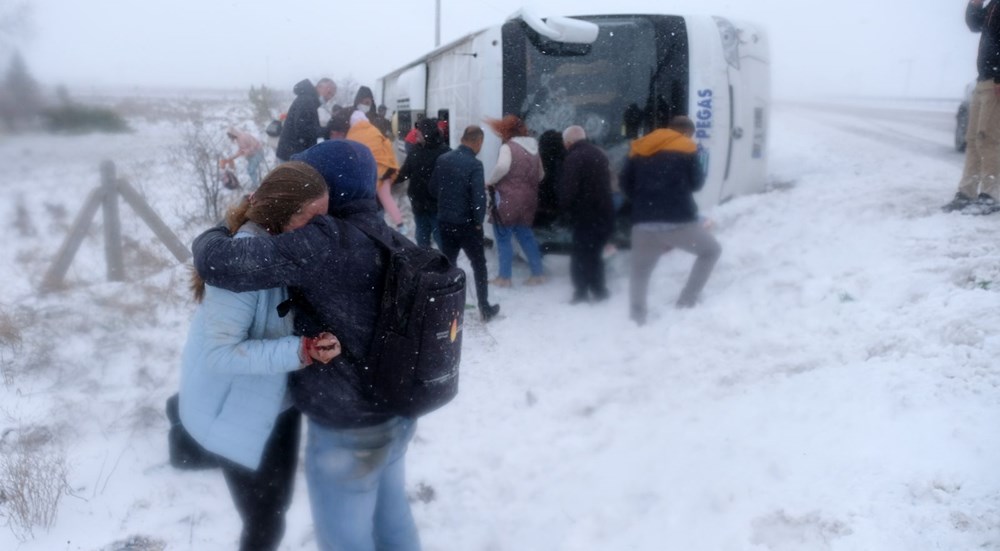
[219,406,301,551]
[571,225,611,299]
[439,221,490,308]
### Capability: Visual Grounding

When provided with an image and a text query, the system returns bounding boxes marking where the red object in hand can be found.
[301,336,319,365]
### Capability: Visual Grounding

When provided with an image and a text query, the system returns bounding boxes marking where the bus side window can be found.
[437,109,450,144]
[397,110,413,138]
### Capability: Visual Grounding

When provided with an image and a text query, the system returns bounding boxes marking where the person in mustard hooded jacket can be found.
[621,115,721,324]
[347,109,405,232]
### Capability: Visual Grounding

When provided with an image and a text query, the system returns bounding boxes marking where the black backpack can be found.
[265,119,283,137]
[349,221,466,417]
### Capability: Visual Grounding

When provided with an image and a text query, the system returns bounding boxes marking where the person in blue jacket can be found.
[192,140,423,551]
[179,161,340,551]
[430,125,500,322]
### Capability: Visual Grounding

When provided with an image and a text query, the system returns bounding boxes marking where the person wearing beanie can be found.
[395,117,450,249]
[346,107,406,232]
[622,115,721,324]
[192,139,423,550]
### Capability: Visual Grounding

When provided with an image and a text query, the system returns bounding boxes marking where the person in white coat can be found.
[179,161,339,551]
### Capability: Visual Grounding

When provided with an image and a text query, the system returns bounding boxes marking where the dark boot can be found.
[942,192,973,212]
[480,303,500,322]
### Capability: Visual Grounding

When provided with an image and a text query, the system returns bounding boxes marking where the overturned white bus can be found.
[378,10,770,251]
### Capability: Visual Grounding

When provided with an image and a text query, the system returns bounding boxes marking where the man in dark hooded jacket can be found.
[621,115,721,324]
[558,125,615,303]
[396,118,450,249]
[276,78,336,161]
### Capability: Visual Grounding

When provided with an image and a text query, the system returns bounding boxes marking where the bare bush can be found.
[13,195,36,237]
[0,306,23,386]
[0,426,68,541]
[248,84,279,127]
[170,119,232,222]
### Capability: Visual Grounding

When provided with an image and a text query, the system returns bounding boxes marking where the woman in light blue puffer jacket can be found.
[178,161,339,551]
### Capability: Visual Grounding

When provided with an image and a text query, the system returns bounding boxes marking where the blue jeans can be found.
[493,224,544,278]
[247,150,265,188]
[305,417,420,551]
[413,211,442,250]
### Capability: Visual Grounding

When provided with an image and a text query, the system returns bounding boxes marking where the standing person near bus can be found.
[485,114,546,287]
[396,117,450,249]
[276,78,336,162]
[222,128,266,188]
[179,162,340,551]
[430,125,501,322]
[622,115,721,324]
[558,125,615,304]
[943,0,1000,214]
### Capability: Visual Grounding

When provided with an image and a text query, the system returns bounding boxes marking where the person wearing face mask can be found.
[353,86,376,121]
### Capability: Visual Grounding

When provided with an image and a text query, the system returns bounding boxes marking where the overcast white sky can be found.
[9,0,982,100]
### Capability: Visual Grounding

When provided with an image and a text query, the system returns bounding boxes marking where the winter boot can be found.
[976,193,999,214]
[942,192,974,212]
[480,303,500,322]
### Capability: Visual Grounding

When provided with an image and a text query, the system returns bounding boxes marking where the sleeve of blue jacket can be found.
[199,285,302,375]
[192,216,335,293]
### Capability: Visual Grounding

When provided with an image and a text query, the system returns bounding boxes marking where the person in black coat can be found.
[428,125,500,322]
[275,78,336,162]
[535,129,565,228]
[395,117,450,249]
[558,125,615,303]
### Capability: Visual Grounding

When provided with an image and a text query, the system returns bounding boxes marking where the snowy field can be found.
[1,96,998,550]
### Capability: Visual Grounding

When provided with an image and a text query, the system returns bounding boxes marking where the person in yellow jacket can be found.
[620,116,721,324]
[347,110,405,232]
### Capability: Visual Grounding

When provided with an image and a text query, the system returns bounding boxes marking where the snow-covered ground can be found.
[1,97,998,550]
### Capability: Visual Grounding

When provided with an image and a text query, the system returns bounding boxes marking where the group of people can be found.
[181,140,423,551]
[179,74,724,550]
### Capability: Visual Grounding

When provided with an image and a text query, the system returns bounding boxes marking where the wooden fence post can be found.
[116,178,191,263]
[39,187,107,292]
[101,161,125,282]
[40,160,193,293]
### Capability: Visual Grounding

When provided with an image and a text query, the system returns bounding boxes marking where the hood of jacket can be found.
[293,79,318,100]
[509,136,539,156]
[628,129,697,158]
[291,139,377,208]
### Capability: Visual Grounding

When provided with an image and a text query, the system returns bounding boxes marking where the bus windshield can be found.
[502,15,689,155]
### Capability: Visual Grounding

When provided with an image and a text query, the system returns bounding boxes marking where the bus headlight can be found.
[713,17,740,70]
